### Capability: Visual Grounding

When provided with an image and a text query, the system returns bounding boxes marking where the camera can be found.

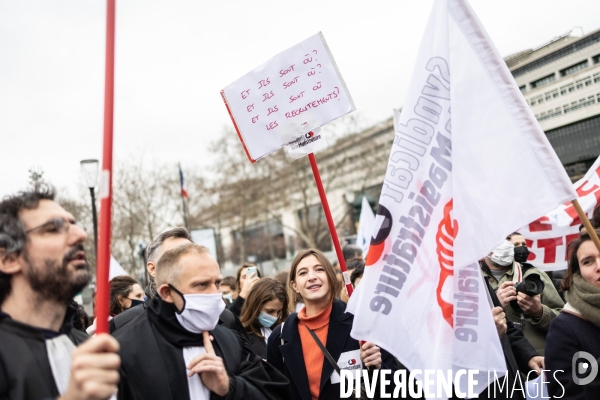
[514,274,545,297]
[510,274,545,313]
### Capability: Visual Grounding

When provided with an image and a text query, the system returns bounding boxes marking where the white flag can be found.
[518,156,600,271]
[356,196,376,256]
[109,255,128,280]
[346,0,577,398]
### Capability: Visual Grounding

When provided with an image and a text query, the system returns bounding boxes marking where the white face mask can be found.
[490,240,515,266]
[170,285,225,334]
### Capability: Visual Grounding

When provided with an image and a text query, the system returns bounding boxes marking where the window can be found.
[563,97,596,114]
[593,54,600,64]
[530,73,556,89]
[519,85,527,94]
[560,60,589,77]
[545,89,559,101]
[576,77,592,89]
[536,107,562,122]
[594,73,600,83]
[560,83,575,95]
[546,114,600,165]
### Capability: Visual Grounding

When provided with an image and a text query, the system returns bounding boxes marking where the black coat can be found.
[545,311,600,400]
[0,308,89,400]
[266,300,399,400]
[114,303,290,400]
[247,331,268,360]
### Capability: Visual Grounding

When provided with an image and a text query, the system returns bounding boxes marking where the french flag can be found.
[179,164,189,199]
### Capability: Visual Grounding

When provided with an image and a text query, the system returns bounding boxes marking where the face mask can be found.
[258,311,278,328]
[513,246,530,263]
[128,298,145,309]
[222,293,233,302]
[490,240,514,266]
[169,285,225,334]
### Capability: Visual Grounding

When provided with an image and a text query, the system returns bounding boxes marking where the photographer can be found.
[479,237,564,355]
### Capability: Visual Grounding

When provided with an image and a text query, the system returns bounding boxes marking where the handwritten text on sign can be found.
[221,32,355,162]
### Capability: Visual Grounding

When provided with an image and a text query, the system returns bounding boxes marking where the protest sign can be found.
[518,156,600,271]
[221,32,354,162]
[346,0,576,398]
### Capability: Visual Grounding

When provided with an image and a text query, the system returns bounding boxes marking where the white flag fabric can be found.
[518,156,600,271]
[356,196,376,256]
[109,255,129,280]
[346,0,577,398]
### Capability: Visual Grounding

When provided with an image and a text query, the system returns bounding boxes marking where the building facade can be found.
[506,28,600,178]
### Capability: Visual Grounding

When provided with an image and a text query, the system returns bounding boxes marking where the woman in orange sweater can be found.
[267,248,398,400]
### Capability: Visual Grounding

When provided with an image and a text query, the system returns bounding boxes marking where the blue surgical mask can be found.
[258,312,278,328]
[223,293,233,302]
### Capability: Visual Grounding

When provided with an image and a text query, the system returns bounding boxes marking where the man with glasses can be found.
[0,186,121,400]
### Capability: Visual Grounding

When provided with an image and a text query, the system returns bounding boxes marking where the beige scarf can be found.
[565,273,600,328]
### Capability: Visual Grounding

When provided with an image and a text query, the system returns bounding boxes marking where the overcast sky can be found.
[1,0,599,198]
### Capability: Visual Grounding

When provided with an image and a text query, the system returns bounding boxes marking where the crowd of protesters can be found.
[0,185,599,399]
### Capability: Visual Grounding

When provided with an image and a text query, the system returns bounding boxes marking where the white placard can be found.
[221,32,355,162]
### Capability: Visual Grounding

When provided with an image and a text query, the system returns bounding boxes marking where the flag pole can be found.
[571,199,600,252]
[95,0,116,335]
[307,151,353,297]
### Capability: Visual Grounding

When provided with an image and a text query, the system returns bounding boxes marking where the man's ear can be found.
[0,249,22,276]
[147,262,156,279]
[158,284,174,303]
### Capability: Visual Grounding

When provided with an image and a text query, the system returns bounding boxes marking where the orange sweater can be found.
[297,303,333,400]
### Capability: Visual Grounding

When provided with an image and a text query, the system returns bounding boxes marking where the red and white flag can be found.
[346,0,576,397]
[519,156,600,271]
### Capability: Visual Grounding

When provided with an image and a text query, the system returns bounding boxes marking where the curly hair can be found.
[0,185,55,305]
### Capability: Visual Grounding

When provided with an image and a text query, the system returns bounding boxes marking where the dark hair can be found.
[289,248,342,306]
[505,232,522,240]
[592,204,600,229]
[0,185,56,305]
[240,278,289,339]
[70,299,92,331]
[346,259,364,271]
[109,275,138,316]
[235,263,262,292]
[350,263,365,286]
[561,230,600,292]
[222,276,236,291]
[146,227,191,262]
[342,244,362,263]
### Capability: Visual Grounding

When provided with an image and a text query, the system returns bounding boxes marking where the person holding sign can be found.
[115,243,290,400]
[267,248,400,400]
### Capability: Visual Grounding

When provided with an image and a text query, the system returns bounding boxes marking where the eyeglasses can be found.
[25,218,84,235]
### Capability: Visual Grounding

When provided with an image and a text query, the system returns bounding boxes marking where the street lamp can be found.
[80,159,100,256]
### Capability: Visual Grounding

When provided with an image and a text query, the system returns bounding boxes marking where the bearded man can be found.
[0,186,120,400]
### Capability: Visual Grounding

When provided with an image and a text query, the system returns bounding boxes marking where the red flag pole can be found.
[308,151,354,297]
[95,0,116,335]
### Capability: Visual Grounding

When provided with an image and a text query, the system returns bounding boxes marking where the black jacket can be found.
[0,308,89,400]
[545,311,600,400]
[247,331,268,360]
[267,300,399,400]
[115,298,290,400]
